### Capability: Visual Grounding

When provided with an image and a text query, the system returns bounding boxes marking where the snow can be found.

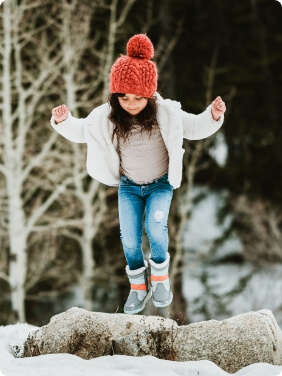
[0,323,282,376]
[182,187,282,327]
[208,132,228,167]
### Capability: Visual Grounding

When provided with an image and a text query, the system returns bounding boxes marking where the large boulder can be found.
[174,309,282,373]
[23,307,176,359]
[112,309,282,373]
[23,307,282,373]
[23,307,112,359]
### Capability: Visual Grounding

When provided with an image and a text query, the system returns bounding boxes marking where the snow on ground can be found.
[0,324,282,376]
[182,187,282,327]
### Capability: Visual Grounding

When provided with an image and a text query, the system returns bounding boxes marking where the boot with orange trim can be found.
[149,253,173,308]
[124,261,152,314]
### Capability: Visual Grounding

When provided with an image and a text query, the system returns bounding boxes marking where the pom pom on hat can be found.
[109,34,157,98]
[126,34,154,59]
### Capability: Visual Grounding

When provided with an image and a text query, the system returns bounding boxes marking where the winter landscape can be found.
[1,0,282,375]
[1,316,282,376]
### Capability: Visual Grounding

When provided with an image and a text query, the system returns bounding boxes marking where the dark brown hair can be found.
[108,93,158,142]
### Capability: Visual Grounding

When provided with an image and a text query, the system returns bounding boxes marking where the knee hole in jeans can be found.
[153,209,164,222]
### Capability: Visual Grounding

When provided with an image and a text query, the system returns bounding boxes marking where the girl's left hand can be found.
[211,96,226,120]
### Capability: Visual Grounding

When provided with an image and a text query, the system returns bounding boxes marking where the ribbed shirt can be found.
[118,124,169,184]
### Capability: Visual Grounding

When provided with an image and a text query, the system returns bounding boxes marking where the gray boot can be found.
[149,253,173,308]
[124,261,152,314]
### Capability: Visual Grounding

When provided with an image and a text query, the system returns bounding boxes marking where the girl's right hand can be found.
[52,104,69,123]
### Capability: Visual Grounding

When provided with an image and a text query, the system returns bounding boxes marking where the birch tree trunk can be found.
[60,0,108,311]
[0,0,73,322]
[1,0,28,322]
[59,0,139,311]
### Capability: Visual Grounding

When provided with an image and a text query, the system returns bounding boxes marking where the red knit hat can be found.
[109,34,157,98]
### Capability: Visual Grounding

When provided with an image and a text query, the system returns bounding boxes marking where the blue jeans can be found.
[118,174,173,270]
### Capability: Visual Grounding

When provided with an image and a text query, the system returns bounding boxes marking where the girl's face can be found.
[117,93,148,115]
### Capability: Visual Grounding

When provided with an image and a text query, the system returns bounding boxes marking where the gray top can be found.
[118,124,169,184]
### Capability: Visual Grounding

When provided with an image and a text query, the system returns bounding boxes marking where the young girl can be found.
[51,34,226,314]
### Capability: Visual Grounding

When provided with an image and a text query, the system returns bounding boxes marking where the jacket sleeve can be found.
[50,111,86,143]
[182,104,224,140]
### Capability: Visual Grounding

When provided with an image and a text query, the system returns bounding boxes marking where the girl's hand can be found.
[52,104,69,123]
[211,96,226,121]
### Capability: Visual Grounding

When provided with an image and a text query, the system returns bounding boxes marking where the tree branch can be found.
[0,271,9,283]
[21,132,58,184]
[116,0,136,28]
[31,219,83,232]
[156,18,184,74]
[61,229,83,247]
[26,176,74,231]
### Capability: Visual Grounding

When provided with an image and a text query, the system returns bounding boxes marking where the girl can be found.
[51,34,226,314]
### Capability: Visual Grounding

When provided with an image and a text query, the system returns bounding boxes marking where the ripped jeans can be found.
[118,174,173,270]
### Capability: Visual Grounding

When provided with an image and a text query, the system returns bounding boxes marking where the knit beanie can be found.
[109,34,157,98]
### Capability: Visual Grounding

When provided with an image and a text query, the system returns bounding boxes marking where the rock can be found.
[22,307,282,374]
[112,315,178,360]
[174,309,282,373]
[22,308,177,360]
[97,312,177,339]
[23,307,112,359]
[113,309,282,373]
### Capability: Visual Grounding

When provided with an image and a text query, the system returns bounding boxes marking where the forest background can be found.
[0,0,282,326]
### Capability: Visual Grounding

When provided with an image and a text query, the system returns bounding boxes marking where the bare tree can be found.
[58,0,105,311]
[54,0,138,310]
[0,0,75,322]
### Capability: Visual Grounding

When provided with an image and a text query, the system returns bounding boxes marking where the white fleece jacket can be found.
[50,93,224,189]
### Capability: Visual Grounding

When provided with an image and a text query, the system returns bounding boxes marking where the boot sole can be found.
[153,293,173,308]
[124,289,152,314]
